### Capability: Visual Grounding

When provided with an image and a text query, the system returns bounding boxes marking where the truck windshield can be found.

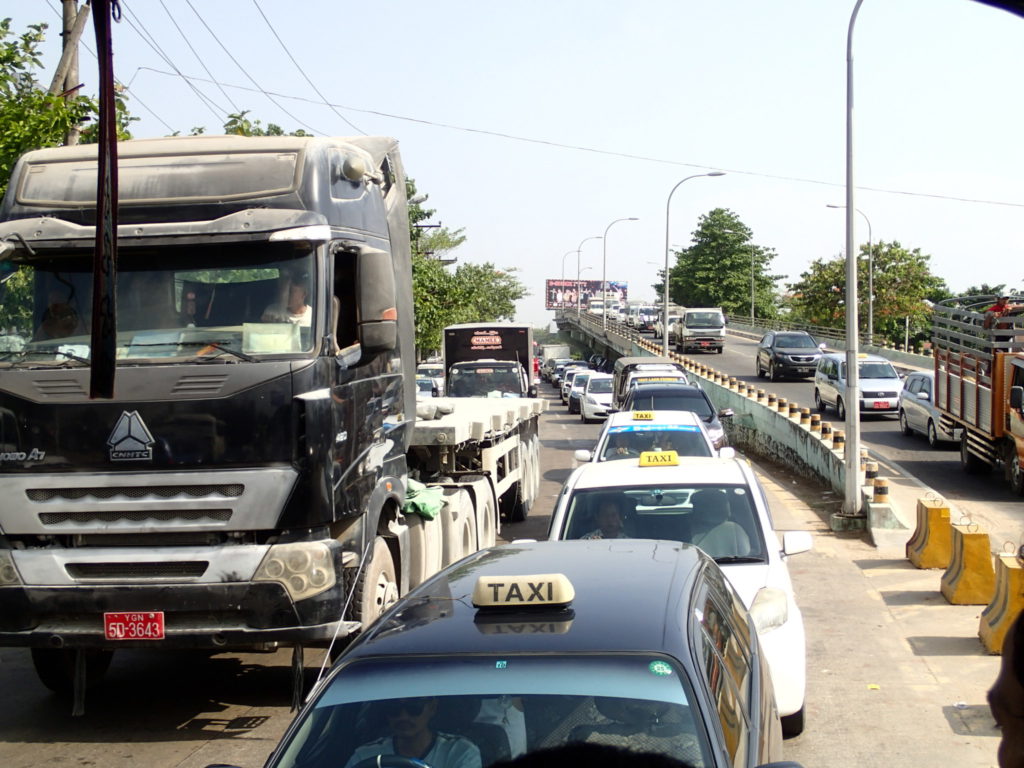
[685,312,723,328]
[0,243,317,366]
[448,363,523,397]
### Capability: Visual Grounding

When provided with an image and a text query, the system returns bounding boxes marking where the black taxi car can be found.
[259,541,804,768]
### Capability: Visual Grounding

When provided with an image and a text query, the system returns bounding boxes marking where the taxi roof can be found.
[570,455,748,490]
[343,540,710,660]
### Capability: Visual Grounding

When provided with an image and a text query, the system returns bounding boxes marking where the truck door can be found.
[1008,360,1024,459]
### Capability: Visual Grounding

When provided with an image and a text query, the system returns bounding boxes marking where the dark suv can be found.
[755,330,824,381]
[619,383,733,449]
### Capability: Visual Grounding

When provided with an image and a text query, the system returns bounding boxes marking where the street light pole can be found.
[663,172,726,356]
[826,204,873,343]
[602,217,639,332]
[576,235,603,315]
[750,245,756,325]
[842,0,866,517]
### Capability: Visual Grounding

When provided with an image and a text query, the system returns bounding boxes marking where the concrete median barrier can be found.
[979,554,1024,654]
[906,498,952,570]
[940,524,996,605]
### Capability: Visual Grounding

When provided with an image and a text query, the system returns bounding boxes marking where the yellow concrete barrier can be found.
[940,524,995,605]
[906,498,952,570]
[979,554,1024,654]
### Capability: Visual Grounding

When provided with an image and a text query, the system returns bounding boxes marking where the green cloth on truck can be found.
[403,478,445,521]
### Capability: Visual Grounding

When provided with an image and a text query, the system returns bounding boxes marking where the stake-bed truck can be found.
[932,295,1024,491]
[0,136,543,701]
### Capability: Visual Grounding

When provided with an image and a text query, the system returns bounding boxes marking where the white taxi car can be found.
[548,453,813,736]
[574,410,731,463]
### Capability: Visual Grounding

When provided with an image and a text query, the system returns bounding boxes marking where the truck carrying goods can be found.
[443,323,536,398]
[0,136,544,705]
[932,295,1024,491]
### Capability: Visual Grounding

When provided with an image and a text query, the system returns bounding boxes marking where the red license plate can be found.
[700,342,710,347]
[872,401,888,410]
[104,611,165,641]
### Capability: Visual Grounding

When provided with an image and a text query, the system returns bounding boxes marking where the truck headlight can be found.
[0,551,23,586]
[749,587,788,633]
[254,542,336,602]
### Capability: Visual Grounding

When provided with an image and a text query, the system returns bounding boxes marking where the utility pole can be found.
[52,1,91,146]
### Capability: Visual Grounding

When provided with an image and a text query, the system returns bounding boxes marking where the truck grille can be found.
[65,561,209,580]
[39,510,232,526]
[27,484,244,501]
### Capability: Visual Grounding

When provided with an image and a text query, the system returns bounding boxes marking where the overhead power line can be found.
[183,0,326,136]
[131,67,1024,210]
[251,0,365,135]
[159,0,241,114]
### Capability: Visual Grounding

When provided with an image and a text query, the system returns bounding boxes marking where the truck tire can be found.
[1006,443,1024,496]
[351,537,399,627]
[441,488,474,565]
[959,431,988,475]
[530,435,542,501]
[463,475,499,549]
[31,648,113,695]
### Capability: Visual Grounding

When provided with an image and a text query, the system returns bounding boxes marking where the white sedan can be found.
[579,372,614,423]
[575,409,731,462]
[547,454,813,737]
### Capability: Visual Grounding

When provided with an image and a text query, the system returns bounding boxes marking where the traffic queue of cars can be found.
[250,352,810,768]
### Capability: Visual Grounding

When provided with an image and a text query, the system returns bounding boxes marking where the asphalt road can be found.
[0,382,1003,767]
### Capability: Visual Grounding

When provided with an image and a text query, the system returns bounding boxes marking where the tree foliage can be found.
[667,208,783,321]
[221,110,310,137]
[787,240,951,345]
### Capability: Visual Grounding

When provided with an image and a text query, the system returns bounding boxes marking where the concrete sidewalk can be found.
[757,462,1001,768]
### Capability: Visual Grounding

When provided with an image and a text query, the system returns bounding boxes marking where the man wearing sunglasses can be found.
[345,697,482,768]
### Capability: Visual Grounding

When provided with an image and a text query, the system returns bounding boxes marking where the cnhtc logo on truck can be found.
[107,411,156,461]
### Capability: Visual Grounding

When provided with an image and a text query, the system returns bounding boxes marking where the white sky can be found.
[10,0,1024,325]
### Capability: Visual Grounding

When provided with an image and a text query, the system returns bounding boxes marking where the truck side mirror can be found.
[1011,385,1024,411]
[356,247,397,353]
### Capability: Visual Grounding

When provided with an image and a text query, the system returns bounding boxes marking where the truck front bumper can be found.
[0,581,359,650]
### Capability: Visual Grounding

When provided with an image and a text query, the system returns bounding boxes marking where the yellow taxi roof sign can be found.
[472,573,575,608]
[632,411,654,421]
[639,450,680,467]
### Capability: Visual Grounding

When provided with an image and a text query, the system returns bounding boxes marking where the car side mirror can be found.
[782,530,813,556]
[573,449,592,462]
[718,446,736,459]
[718,408,734,419]
[917,391,929,401]
[818,342,827,350]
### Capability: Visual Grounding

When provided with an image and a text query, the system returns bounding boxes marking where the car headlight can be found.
[253,542,336,602]
[586,396,598,404]
[749,587,789,633]
[0,551,22,586]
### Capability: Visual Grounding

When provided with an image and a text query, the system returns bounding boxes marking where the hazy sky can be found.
[11,0,1024,325]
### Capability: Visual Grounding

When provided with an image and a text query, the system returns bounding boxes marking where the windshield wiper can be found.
[1,348,90,366]
[713,555,765,564]
[180,342,256,363]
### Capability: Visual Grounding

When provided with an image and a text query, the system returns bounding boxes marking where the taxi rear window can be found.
[600,425,711,461]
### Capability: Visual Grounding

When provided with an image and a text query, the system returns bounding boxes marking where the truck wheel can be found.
[529,435,542,501]
[960,432,988,475]
[1007,444,1024,495]
[31,648,113,695]
[352,537,398,627]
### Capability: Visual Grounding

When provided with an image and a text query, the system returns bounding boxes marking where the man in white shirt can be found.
[345,697,481,768]
[262,272,312,327]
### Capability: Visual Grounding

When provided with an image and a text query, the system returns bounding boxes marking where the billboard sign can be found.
[545,279,628,310]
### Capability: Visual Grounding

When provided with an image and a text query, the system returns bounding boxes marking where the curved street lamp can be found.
[662,172,725,355]
[827,203,874,342]
[602,217,639,331]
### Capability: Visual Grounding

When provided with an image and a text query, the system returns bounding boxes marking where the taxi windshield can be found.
[562,484,766,562]
[272,654,711,768]
[599,425,712,461]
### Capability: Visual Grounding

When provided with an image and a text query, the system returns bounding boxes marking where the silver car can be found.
[898,370,961,448]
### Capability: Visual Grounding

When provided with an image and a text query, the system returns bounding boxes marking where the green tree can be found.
[222,110,309,137]
[667,208,783,320]
[0,20,93,198]
[787,240,950,346]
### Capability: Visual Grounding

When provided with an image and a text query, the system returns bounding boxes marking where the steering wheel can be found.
[349,756,431,768]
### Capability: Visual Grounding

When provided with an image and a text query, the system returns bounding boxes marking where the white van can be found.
[813,352,904,420]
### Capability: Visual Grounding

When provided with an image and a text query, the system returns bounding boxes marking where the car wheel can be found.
[768,361,778,382]
[814,389,826,413]
[781,706,805,738]
[755,357,764,379]
[899,410,913,436]
[836,397,846,421]
[926,420,941,448]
